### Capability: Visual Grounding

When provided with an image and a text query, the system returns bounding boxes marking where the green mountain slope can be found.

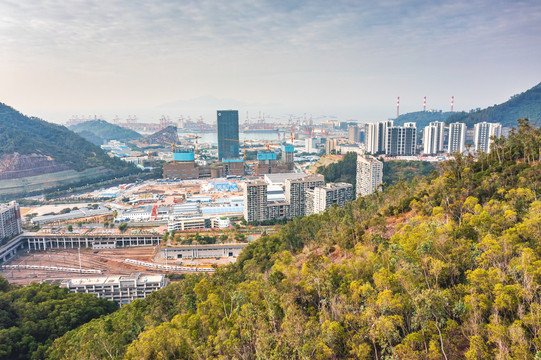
[69,119,142,145]
[0,279,117,360]
[446,81,541,127]
[394,110,454,129]
[0,102,135,173]
[45,119,541,359]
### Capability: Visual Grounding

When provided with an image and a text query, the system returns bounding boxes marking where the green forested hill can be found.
[0,103,135,172]
[446,82,541,128]
[40,120,541,359]
[316,152,437,189]
[0,279,117,360]
[69,120,142,145]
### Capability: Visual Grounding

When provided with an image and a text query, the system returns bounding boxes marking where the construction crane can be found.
[258,140,277,152]
[165,142,182,162]
[225,139,254,161]
[186,134,201,157]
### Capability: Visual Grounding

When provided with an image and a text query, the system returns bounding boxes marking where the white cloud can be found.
[1,0,541,122]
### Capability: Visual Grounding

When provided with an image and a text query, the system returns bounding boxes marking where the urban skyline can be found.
[1,0,541,124]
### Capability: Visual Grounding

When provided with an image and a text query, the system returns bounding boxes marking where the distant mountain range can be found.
[0,103,138,198]
[69,119,142,145]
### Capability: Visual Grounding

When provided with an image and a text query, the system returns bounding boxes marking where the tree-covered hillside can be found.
[17,119,541,359]
[0,103,136,173]
[317,152,437,189]
[394,110,453,130]
[446,82,541,128]
[69,120,142,145]
[0,278,117,360]
[317,152,358,187]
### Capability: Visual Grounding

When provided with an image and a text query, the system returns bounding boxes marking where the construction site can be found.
[0,241,238,286]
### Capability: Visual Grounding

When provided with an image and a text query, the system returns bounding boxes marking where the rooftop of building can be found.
[0,201,18,210]
[264,172,306,185]
[62,273,164,286]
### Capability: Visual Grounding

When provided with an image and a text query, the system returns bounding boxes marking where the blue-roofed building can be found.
[257,151,277,161]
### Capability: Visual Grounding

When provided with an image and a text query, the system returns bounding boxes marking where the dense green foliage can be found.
[0,103,135,172]
[0,280,117,360]
[317,152,358,187]
[446,82,541,128]
[34,119,541,359]
[69,120,142,145]
[394,110,453,129]
[317,152,436,188]
[383,160,437,186]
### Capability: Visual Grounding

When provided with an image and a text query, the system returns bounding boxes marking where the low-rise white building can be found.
[61,273,167,306]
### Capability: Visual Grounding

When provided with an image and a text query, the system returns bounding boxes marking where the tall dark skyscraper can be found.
[217,110,239,161]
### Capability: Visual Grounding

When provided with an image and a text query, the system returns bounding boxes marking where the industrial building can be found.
[356,155,383,197]
[61,273,167,305]
[0,202,22,240]
[160,243,247,260]
[31,206,114,225]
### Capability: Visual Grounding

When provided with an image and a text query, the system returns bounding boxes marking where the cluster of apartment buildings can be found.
[347,120,503,156]
[423,121,502,155]
[243,174,354,222]
[0,201,22,241]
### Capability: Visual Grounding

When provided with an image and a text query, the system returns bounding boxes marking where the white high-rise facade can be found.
[474,122,502,153]
[366,120,393,155]
[0,202,22,240]
[243,181,268,222]
[356,155,383,197]
[423,121,445,155]
[386,125,417,156]
[306,183,354,215]
[447,122,467,154]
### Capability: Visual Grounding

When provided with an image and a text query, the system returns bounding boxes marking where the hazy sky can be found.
[1,0,541,124]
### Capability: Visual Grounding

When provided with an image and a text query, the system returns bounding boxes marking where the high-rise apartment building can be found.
[306,183,354,215]
[348,125,360,144]
[0,201,22,240]
[423,121,445,155]
[366,120,393,155]
[281,144,295,164]
[243,180,268,222]
[448,122,467,154]
[285,174,324,218]
[474,122,502,153]
[217,110,239,161]
[386,124,417,156]
[356,155,383,197]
